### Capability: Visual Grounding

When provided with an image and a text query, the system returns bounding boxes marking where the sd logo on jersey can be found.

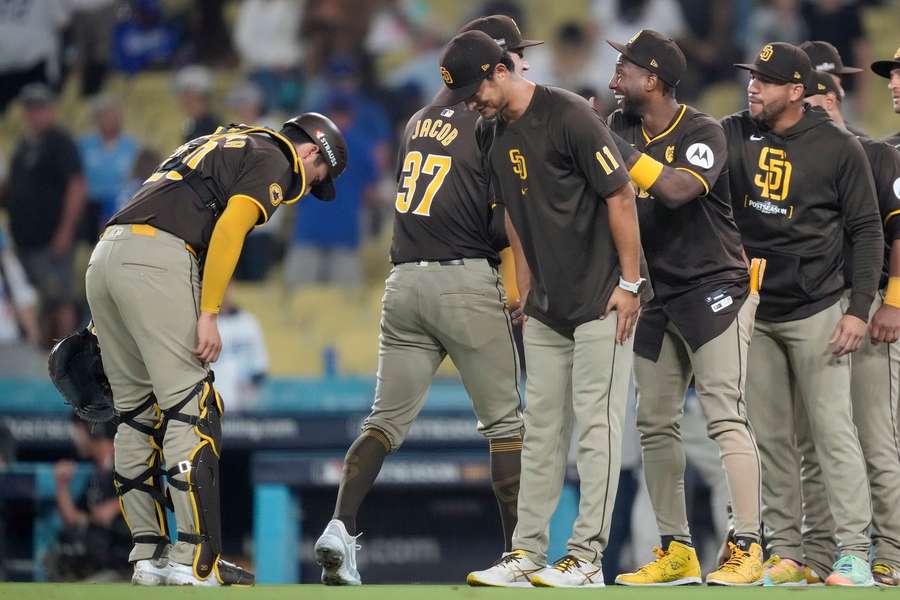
[754,147,793,201]
[509,149,528,180]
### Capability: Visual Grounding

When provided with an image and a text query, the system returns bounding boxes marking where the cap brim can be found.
[733,63,795,84]
[832,65,863,74]
[432,77,484,107]
[512,39,544,50]
[872,60,900,78]
[311,178,336,201]
[607,40,630,59]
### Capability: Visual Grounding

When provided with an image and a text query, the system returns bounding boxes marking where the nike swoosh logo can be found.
[521,188,528,195]
[750,135,764,141]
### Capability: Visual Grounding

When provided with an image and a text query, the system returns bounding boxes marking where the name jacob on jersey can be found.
[409,117,459,147]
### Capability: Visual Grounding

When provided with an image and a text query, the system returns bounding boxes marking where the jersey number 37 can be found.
[395,151,452,217]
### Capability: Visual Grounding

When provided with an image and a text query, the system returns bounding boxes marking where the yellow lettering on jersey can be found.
[434,123,452,142]
[509,148,527,180]
[428,119,444,138]
[410,118,459,146]
[753,147,792,201]
[440,128,458,147]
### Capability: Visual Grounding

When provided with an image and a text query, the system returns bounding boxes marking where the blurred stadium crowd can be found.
[0,0,899,584]
[0,0,898,379]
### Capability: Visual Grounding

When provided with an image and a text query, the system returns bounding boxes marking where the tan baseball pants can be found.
[746,300,872,563]
[634,292,761,542]
[512,315,633,565]
[362,259,523,449]
[86,225,215,569]
[799,292,900,574]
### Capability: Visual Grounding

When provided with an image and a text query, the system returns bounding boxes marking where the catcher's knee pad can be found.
[113,394,170,559]
[163,376,224,580]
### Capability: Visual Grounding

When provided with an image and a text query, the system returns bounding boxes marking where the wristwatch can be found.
[618,276,647,296]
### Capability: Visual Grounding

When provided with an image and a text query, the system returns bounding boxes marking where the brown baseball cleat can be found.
[872,563,900,587]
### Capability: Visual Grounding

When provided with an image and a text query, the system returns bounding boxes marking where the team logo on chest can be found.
[509,148,528,180]
[665,145,675,163]
[753,147,792,201]
[745,146,795,219]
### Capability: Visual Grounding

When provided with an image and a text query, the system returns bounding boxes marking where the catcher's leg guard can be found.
[113,394,170,562]
[162,376,225,581]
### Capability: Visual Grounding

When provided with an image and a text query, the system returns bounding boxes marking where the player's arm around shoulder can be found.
[618,115,721,209]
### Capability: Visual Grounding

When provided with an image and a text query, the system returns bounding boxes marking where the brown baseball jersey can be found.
[109,127,302,254]
[845,136,900,286]
[721,106,883,322]
[884,133,900,151]
[389,103,501,264]
[610,105,747,361]
[478,84,651,332]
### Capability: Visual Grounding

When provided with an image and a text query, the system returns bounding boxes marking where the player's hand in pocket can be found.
[829,314,866,356]
[604,287,640,345]
[870,303,900,344]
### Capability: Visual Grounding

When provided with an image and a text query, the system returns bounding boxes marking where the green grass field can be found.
[0,584,893,599]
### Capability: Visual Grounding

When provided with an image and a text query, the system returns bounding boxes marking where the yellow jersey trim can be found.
[269,130,305,205]
[642,104,687,145]
[884,209,900,226]
[675,167,710,196]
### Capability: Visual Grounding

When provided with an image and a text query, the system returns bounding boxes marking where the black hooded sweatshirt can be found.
[721,105,883,322]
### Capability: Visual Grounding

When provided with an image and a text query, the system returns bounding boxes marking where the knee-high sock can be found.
[490,436,523,552]
[333,430,391,535]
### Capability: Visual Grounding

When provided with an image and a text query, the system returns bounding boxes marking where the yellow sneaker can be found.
[706,542,764,586]
[615,541,701,586]
[763,555,806,586]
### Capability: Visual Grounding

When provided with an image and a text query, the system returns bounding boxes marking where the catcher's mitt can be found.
[48,325,114,422]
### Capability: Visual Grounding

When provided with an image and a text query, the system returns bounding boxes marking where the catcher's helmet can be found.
[281,112,348,201]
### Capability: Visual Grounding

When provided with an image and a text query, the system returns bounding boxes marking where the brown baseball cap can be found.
[805,70,842,98]
[800,40,862,75]
[459,14,543,52]
[433,30,504,107]
[872,46,900,79]
[607,29,686,87]
[735,42,811,86]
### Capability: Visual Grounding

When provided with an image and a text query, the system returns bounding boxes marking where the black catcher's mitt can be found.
[48,325,114,422]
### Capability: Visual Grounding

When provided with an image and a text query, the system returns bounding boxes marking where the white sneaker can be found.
[132,559,170,586]
[466,550,543,587]
[165,561,220,586]
[315,519,362,585]
[531,554,605,588]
